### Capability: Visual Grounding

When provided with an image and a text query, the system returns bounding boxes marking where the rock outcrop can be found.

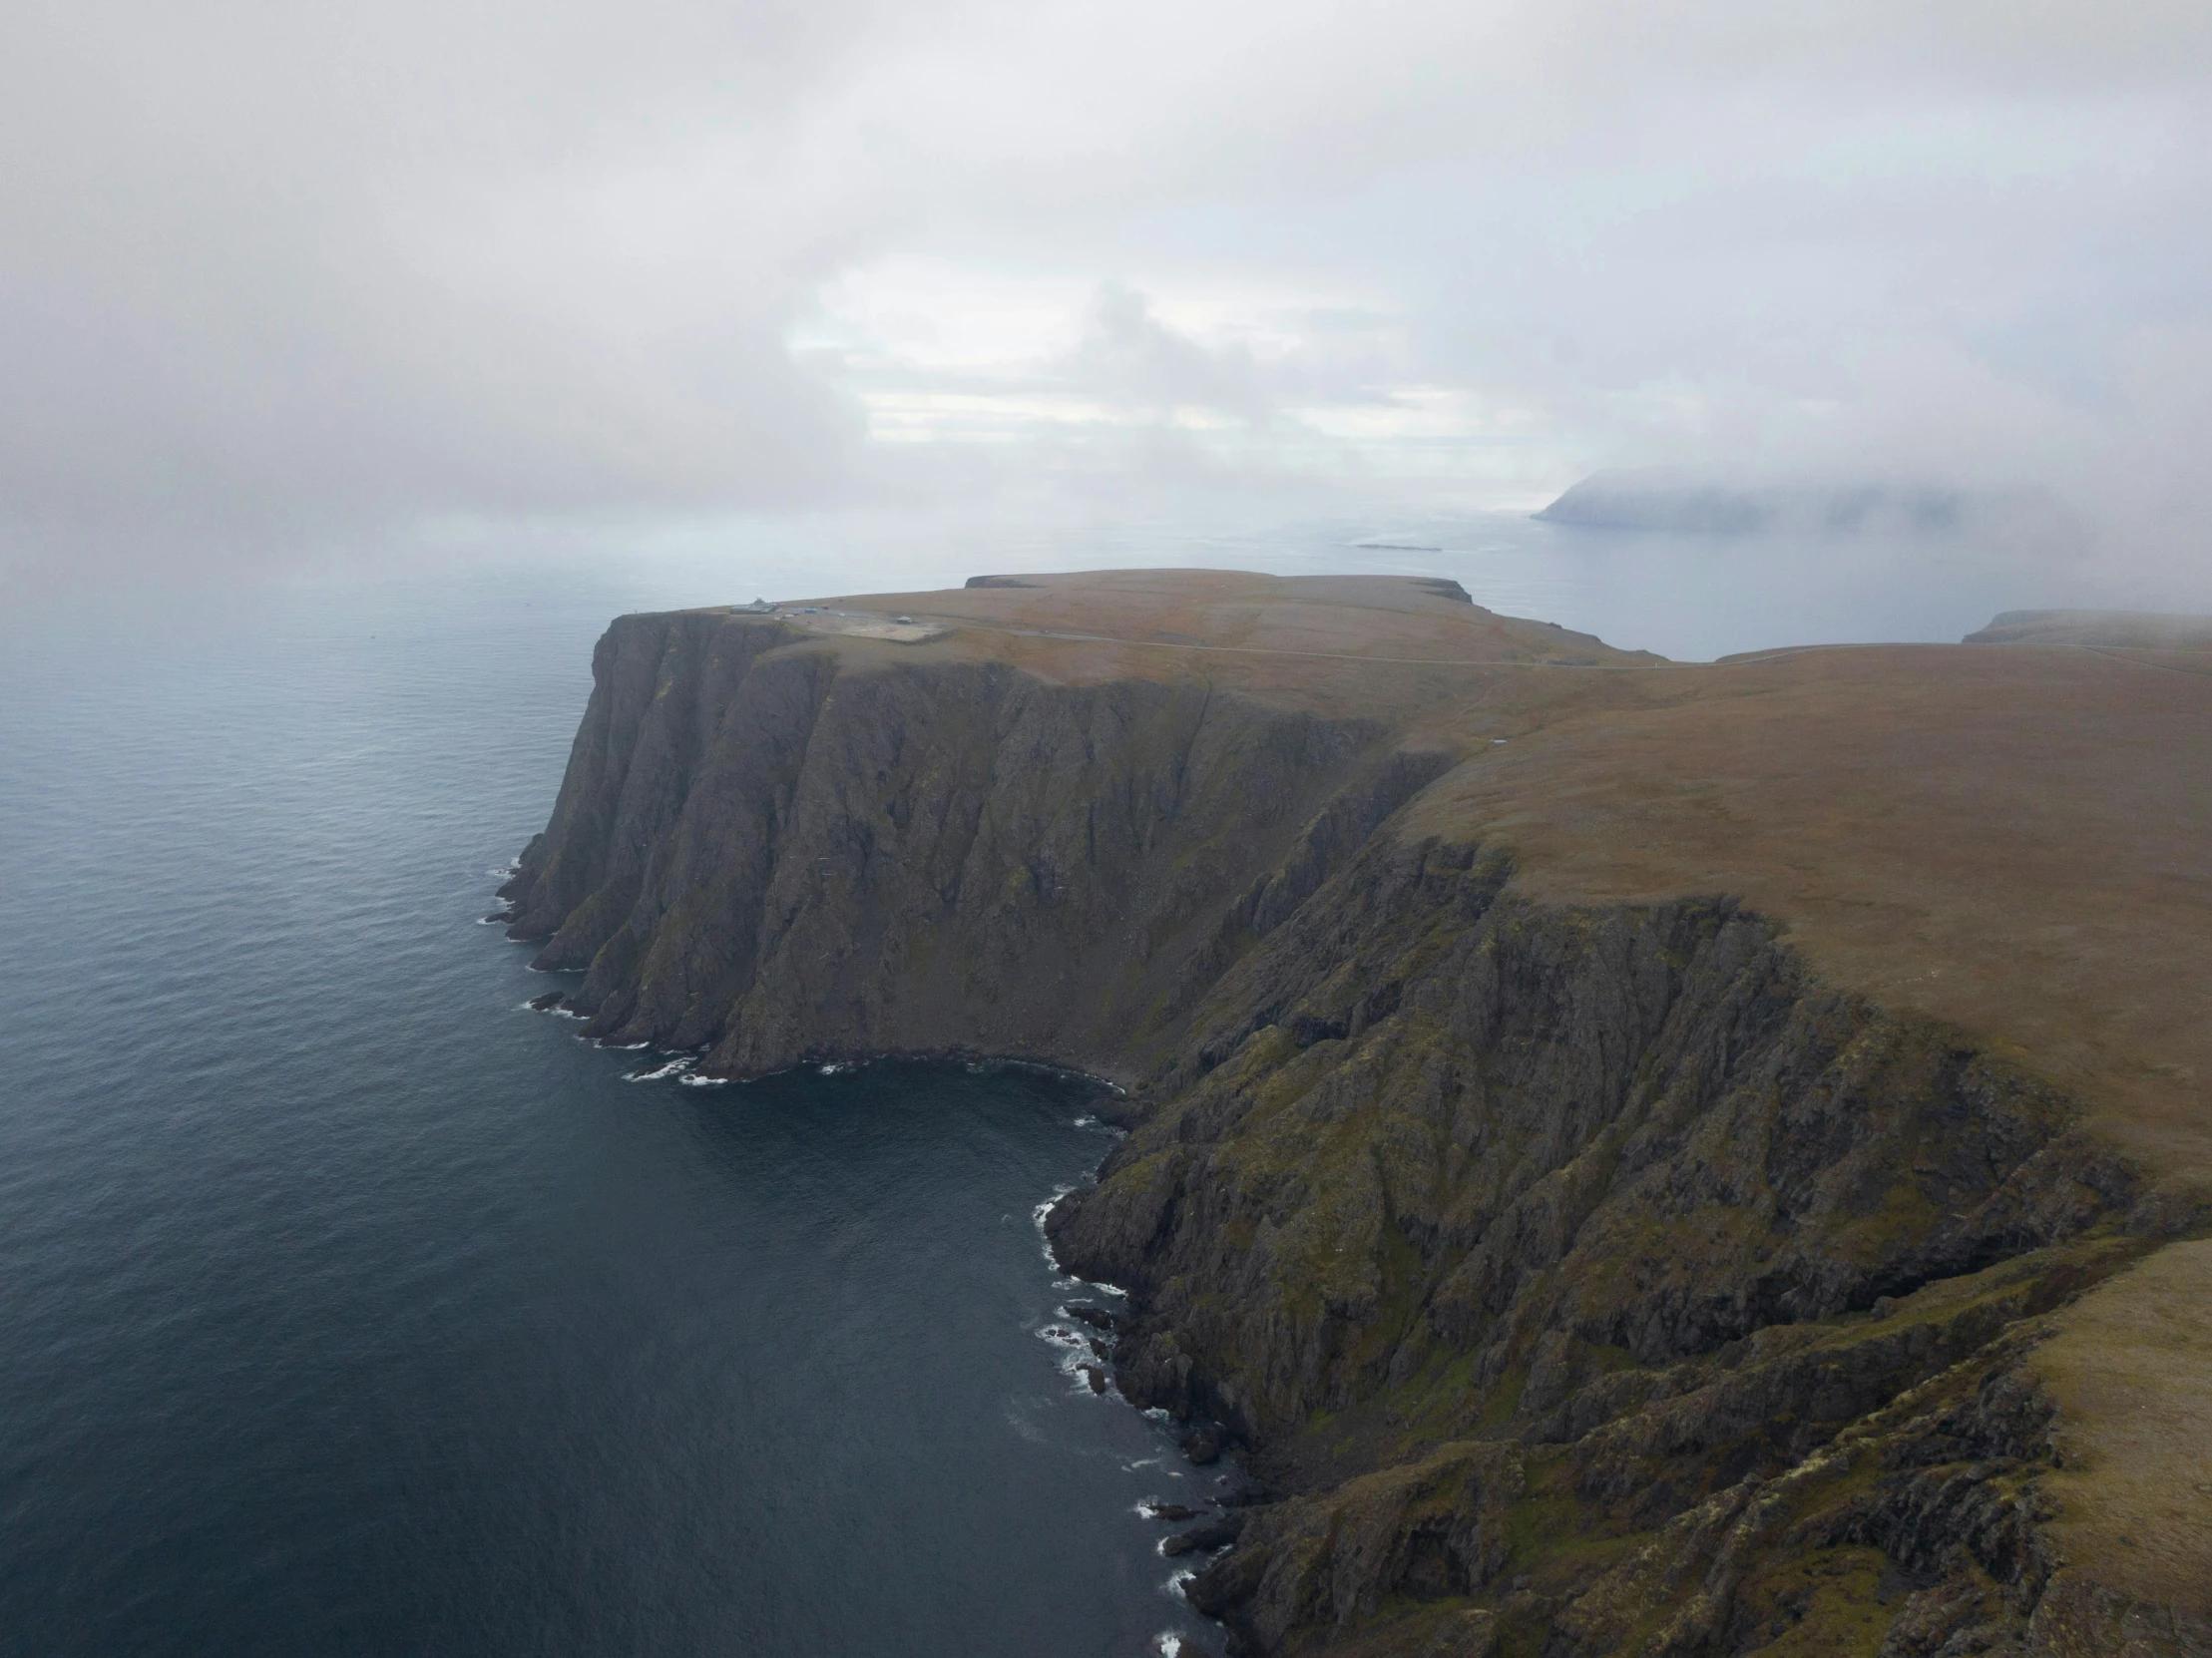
[504,579,2210,1657]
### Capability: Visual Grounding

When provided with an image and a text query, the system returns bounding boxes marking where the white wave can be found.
[1152,1634,1189,1658]
[1032,1186,1076,1272]
[628,1057,694,1082]
[1162,1565,1198,1600]
[1032,1187,1073,1231]
[677,1071,730,1087]
[1053,1274,1128,1299]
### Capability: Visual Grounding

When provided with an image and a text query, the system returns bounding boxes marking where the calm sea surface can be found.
[0,570,1223,1658]
[1,507,2180,1656]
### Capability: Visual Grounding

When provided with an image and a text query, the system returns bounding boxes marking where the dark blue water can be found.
[0,575,1218,1657]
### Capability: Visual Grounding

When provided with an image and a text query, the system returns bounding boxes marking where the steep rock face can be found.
[501,610,1447,1080]
[1042,835,2167,1654]
[1185,1257,2208,1658]
[508,607,2198,1658]
[1051,838,2134,1446]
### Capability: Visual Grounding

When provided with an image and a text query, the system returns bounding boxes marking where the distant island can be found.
[1535,468,1973,534]
[1350,535,1447,552]
[500,572,2211,1657]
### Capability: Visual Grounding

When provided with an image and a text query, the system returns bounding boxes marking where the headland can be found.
[502,570,2212,1657]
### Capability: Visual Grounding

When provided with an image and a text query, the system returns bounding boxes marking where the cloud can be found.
[2,0,2209,586]
[1063,283,1275,424]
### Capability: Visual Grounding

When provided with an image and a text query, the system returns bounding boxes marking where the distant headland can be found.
[1536,468,1992,536]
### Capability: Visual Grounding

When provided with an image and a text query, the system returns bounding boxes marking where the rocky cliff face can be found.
[501,608,1448,1081]
[506,604,2203,1658]
[1049,836,2185,1656]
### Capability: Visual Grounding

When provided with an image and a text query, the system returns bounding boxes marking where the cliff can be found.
[498,606,1452,1081]
[504,572,2212,1657]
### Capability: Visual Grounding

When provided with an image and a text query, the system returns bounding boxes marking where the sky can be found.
[3,0,2209,594]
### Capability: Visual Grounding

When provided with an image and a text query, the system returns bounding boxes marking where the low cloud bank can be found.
[3,0,2207,598]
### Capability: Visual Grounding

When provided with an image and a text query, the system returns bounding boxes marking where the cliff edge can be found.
[503,572,2212,1656]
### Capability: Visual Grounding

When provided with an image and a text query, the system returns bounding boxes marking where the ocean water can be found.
[2,504,2187,1657]
[0,574,1222,1658]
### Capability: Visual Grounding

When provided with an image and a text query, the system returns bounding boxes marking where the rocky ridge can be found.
[501,575,2211,1657]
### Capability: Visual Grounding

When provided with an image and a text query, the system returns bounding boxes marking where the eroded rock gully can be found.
[504,609,2205,1658]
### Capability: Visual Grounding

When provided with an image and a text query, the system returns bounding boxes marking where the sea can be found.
[0,504,2189,1656]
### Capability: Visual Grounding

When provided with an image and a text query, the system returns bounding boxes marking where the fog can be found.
[4,0,2208,605]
